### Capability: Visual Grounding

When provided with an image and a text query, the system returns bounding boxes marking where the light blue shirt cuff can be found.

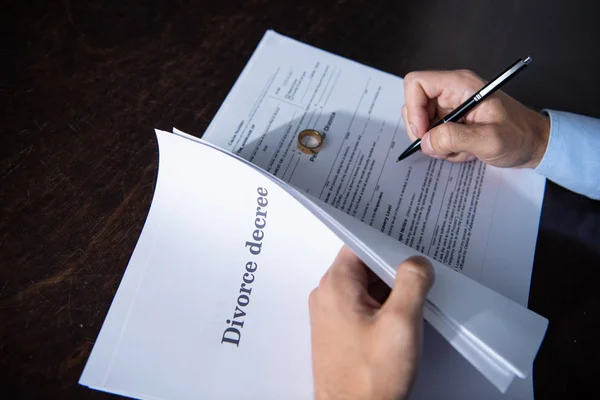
[534,110,600,200]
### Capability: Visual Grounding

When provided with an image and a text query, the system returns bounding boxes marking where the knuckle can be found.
[404,71,418,83]
[456,68,475,77]
[308,288,319,308]
[405,71,428,90]
[456,69,485,87]
[318,273,329,288]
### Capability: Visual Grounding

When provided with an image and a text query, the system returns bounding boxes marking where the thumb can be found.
[380,256,434,323]
[421,122,494,157]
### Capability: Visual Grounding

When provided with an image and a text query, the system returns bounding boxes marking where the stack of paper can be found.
[80,31,548,399]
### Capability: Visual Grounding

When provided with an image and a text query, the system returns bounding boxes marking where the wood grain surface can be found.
[2,0,600,398]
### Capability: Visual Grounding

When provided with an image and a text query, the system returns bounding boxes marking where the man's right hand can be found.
[402,70,551,168]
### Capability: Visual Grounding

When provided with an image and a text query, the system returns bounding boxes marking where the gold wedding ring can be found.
[297,129,324,154]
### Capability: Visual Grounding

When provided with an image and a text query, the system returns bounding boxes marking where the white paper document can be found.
[80,31,548,399]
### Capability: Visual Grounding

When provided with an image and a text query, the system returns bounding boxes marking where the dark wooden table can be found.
[2,0,600,398]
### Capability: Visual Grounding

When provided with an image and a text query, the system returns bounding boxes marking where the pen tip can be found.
[524,56,532,64]
[397,139,421,162]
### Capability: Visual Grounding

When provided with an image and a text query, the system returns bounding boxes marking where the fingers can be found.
[402,105,418,142]
[403,70,484,139]
[312,248,434,319]
[380,256,434,324]
[404,72,440,139]
[313,246,378,310]
[421,122,498,160]
[327,246,368,288]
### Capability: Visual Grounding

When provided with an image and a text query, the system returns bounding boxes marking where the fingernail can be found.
[465,154,477,162]
[421,132,434,154]
[431,154,445,159]
[409,122,418,137]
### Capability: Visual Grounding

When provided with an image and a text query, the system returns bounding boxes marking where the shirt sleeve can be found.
[534,110,600,200]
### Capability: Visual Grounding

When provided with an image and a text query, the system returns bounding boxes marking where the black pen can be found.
[396,57,532,162]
